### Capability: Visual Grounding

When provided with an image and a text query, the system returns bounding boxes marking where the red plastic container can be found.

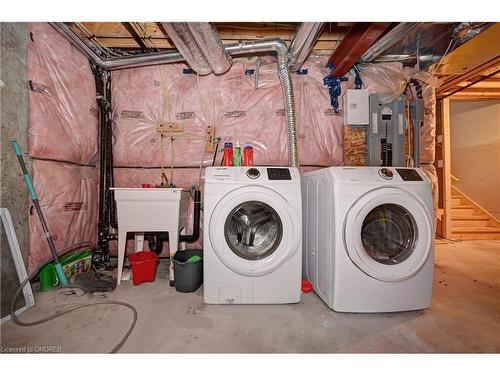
[222,142,233,166]
[128,251,159,285]
[301,279,313,293]
[243,144,253,166]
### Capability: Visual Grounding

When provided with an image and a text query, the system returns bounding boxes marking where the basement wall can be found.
[450,99,500,220]
[22,23,440,264]
[0,23,30,319]
[26,23,98,271]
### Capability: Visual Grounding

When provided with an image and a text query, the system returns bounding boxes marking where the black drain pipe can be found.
[180,189,201,243]
[146,189,201,254]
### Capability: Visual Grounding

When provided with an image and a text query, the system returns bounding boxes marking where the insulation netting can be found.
[26,23,98,271]
[27,23,438,264]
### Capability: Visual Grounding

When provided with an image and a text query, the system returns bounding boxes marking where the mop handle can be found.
[12,141,38,200]
[11,140,69,286]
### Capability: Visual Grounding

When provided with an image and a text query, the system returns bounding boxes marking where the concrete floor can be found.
[1,240,499,353]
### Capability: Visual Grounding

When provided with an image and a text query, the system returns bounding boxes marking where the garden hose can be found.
[10,242,138,353]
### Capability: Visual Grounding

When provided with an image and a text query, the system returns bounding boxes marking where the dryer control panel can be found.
[267,168,292,180]
[329,167,428,185]
[396,168,423,181]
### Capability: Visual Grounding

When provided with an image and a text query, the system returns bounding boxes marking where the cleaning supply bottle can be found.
[222,142,233,166]
[233,141,241,166]
[243,144,254,166]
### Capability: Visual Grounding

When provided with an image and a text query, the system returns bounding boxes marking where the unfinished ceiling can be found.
[69,22,351,55]
[64,21,500,98]
[432,23,500,99]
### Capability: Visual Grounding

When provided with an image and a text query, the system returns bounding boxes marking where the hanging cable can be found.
[407,37,457,100]
[353,65,364,89]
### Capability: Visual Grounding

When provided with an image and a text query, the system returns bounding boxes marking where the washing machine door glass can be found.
[344,187,433,282]
[361,204,417,265]
[209,186,301,277]
[224,201,283,260]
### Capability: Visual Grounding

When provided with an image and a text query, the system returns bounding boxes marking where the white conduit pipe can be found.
[51,23,299,167]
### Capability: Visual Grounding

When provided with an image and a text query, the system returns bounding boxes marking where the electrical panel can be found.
[367,95,406,167]
[344,89,369,125]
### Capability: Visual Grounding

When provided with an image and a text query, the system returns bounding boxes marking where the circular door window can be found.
[343,187,433,282]
[209,186,300,277]
[224,201,283,260]
[361,204,417,265]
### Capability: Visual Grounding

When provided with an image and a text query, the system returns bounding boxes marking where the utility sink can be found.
[111,188,190,285]
[111,188,189,231]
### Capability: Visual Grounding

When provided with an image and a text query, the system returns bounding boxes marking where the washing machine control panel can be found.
[378,168,393,180]
[267,168,292,180]
[246,168,260,179]
[205,167,299,183]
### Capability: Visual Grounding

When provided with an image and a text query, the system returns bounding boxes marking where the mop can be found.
[11,140,69,287]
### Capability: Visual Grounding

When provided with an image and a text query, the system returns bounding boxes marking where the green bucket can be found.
[38,251,92,291]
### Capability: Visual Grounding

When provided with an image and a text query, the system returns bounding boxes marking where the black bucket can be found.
[172,249,203,293]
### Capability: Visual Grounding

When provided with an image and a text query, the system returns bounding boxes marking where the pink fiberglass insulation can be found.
[421,86,436,164]
[28,160,98,272]
[356,62,408,103]
[111,55,344,169]
[27,23,98,165]
[421,163,439,220]
[111,55,438,217]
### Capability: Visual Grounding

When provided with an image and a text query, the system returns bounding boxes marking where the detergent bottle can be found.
[233,141,242,166]
[222,142,233,166]
[243,144,254,166]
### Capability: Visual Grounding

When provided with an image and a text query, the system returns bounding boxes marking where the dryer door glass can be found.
[224,201,283,260]
[361,203,417,265]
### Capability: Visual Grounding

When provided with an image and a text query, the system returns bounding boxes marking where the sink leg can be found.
[135,233,144,252]
[169,231,178,287]
[117,230,127,286]
[180,227,186,251]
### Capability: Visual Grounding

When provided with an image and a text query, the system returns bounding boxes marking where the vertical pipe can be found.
[277,63,298,167]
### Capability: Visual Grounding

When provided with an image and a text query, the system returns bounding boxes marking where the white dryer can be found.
[204,166,302,304]
[302,167,434,312]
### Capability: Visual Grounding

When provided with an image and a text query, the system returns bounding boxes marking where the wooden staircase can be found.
[450,186,500,240]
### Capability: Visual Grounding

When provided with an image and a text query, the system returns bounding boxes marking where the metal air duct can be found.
[288,22,325,72]
[160,22,213,75]
[51,24,298,166]
[186,22,233,75]
[360,22,424,62]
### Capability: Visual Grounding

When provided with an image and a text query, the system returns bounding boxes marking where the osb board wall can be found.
[343,126,367,166]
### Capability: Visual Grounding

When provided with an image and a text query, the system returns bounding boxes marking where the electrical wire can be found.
[198,132,211,189]
[407,37,457,101]
[10,242,138,353]
[196,72,214,189]
[158,67,172,186]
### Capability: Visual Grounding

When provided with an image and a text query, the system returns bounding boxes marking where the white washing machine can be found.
[302,167,434,312]
[204,166,302,304]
